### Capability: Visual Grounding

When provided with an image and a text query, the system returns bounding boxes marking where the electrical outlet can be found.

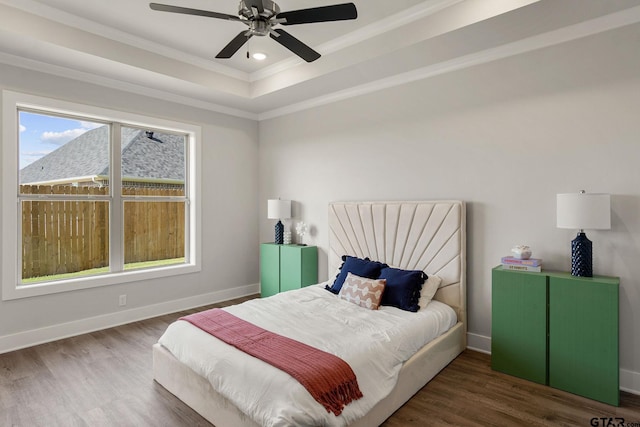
[119,294,127,306]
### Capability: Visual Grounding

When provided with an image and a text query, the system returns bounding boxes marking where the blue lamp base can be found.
[274,220,284,245]
[571,231,593,277]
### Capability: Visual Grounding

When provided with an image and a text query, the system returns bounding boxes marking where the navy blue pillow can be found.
[378,267,426,312]
[325,255,387,294]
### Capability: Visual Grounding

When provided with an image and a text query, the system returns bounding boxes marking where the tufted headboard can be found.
[328,201,466,327]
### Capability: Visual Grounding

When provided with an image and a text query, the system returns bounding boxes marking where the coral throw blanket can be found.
[180,308,363,416]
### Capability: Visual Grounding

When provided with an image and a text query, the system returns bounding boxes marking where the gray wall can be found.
[0,63,259,344]
[259,24,640,385]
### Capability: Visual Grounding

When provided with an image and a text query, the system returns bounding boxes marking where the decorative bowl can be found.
[511,245,532,260]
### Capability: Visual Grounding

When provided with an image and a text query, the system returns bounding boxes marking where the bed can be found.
[153,200,466,426]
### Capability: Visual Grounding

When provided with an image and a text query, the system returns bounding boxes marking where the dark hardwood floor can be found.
[1,295,639,426]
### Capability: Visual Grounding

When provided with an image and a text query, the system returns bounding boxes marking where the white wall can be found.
[0,63,260,350]
[259,24,640,388]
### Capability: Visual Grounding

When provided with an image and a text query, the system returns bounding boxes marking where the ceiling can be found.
[1,0,639,119]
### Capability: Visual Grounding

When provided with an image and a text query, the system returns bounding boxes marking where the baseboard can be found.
[621,369,640,396]
[0,283,259,355]
[467,332,640,396]
[466,332,491,354]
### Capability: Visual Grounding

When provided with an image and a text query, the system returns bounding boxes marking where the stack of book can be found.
[501,256,542,272]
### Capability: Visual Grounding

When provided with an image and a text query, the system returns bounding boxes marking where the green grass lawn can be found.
[22,257,185,284]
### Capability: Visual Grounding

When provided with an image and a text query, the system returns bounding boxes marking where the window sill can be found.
[2,263,201,301]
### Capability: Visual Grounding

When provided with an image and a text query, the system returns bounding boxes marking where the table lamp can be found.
[556,191,610,277]
[267,199,291,245]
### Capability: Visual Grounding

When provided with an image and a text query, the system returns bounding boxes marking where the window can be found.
[2,91,201,300]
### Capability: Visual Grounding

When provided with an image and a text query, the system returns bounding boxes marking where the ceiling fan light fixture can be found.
[252,52,267,60]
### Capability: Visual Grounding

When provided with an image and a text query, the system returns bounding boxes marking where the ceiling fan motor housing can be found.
[249,20,271,36]
[239,0,279,20]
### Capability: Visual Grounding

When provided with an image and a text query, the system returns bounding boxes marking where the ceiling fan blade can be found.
[149,3,241,22]
[216,32,252,59]
[270,29,320,63]
[277,3,357,25]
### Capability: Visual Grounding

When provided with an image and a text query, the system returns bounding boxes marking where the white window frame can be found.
[2,90,201,300]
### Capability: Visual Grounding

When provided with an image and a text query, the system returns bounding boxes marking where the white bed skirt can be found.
[153,321,465,427]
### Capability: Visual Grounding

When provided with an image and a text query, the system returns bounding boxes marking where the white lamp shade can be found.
[267,199,291,220]
[557,193,611,230]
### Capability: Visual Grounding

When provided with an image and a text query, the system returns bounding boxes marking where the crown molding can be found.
[258,5,640,120]
[249,0,463,82]
[0,51,259,120]
[0,0,249,81]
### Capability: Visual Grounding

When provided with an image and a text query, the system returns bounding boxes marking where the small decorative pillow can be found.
[325,255,388,294]
[418,274,442,310]
[338,272,386,310]
[378,267,426,312]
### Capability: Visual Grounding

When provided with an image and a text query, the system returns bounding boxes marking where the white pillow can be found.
[419,274,442,310]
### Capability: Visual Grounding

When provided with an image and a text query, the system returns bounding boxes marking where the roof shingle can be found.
[20,127,185,184]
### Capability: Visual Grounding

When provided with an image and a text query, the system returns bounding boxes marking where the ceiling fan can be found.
[149,1,358,63]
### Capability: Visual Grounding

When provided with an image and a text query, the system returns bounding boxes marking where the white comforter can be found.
[158,284,457,427]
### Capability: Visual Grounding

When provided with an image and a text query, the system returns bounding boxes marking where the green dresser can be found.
[260,244,318,298]
[491,266,619,406]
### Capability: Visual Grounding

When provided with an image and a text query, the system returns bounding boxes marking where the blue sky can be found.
[19,111,102,169]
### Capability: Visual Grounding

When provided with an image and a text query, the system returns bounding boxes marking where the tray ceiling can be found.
[0,0,639,119]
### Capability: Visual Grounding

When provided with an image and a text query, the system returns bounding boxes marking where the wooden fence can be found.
[21,185,185,280]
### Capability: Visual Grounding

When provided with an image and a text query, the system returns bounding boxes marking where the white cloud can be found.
[79,120,102,130]
[19,124,26,132]
[41,128,89,145]
[40,121,103,145]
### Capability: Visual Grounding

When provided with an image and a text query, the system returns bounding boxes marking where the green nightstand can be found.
[260,244,318,298]
[491,266,619,406]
